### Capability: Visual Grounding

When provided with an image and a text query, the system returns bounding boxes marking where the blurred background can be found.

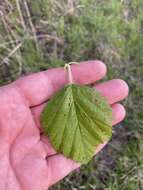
[0,0,143,189]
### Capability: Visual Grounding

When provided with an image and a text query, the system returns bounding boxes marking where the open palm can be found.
[0,61,128,190]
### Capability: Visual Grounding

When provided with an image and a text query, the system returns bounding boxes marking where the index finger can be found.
[13,60,106,106]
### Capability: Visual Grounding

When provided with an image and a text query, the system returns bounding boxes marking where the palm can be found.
[0,61,128,190]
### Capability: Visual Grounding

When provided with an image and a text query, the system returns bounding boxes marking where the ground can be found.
[0,0,143,190]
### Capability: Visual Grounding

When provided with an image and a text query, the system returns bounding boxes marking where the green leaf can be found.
[41,84,112,164]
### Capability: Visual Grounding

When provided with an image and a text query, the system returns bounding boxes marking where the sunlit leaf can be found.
[41,84,112,164]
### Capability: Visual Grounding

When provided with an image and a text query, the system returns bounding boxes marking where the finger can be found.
[46,103,126,186]
[94,79,129,104]
[112,103,126,125]
[13,60,106,106]
[31,102,47,129]
[31,101,125,131]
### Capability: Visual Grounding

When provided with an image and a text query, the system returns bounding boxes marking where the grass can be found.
[0,0,143,189]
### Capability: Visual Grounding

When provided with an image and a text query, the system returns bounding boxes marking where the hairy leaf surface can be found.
[41,84,112,164]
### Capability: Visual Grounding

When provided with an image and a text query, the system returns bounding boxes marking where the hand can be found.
[0,61,128,190]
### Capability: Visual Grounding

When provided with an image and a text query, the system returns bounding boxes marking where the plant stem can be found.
[23,0,39,52]
[16,0,26,31]
[65,62,79,84]
[67,64,74,84]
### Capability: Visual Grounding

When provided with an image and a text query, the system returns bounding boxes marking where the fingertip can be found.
[95,79,129,104]
[72,60,107,84]
[94,60,107,77]
[82,60,107,78]
[113,79,129,98]
[112,103,126,125]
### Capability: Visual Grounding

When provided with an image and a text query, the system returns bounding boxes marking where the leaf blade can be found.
[41,84,112,164]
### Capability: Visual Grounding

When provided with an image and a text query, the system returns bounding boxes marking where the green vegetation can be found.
[0,0,143,189]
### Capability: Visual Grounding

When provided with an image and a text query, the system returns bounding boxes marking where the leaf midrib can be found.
[70,85,89,161]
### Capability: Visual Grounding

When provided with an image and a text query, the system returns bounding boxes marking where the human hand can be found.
[0,61,129,190]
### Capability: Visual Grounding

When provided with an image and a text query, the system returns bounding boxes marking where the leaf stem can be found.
[65,62,79,84]
[67,64,73,84]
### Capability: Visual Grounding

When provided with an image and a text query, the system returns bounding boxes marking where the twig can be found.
[121,165,143,180]
[53,0,64,11]
[0,40,20,47]
[0,11,11,37]
[0,8,22,72]
[0,34,63,48]
[0,42,22,65]
[15,0,26,31]
[66,0,74,15]
[5,0,13,11]
[35,34,63,44]
[23,0,39,52]
[16,50,23,76]
[52,31,58,57]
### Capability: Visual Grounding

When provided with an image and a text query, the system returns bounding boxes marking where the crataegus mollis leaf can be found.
[41,84,112,164]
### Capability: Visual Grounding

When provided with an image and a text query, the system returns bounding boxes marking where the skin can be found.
[0,60,129,190]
